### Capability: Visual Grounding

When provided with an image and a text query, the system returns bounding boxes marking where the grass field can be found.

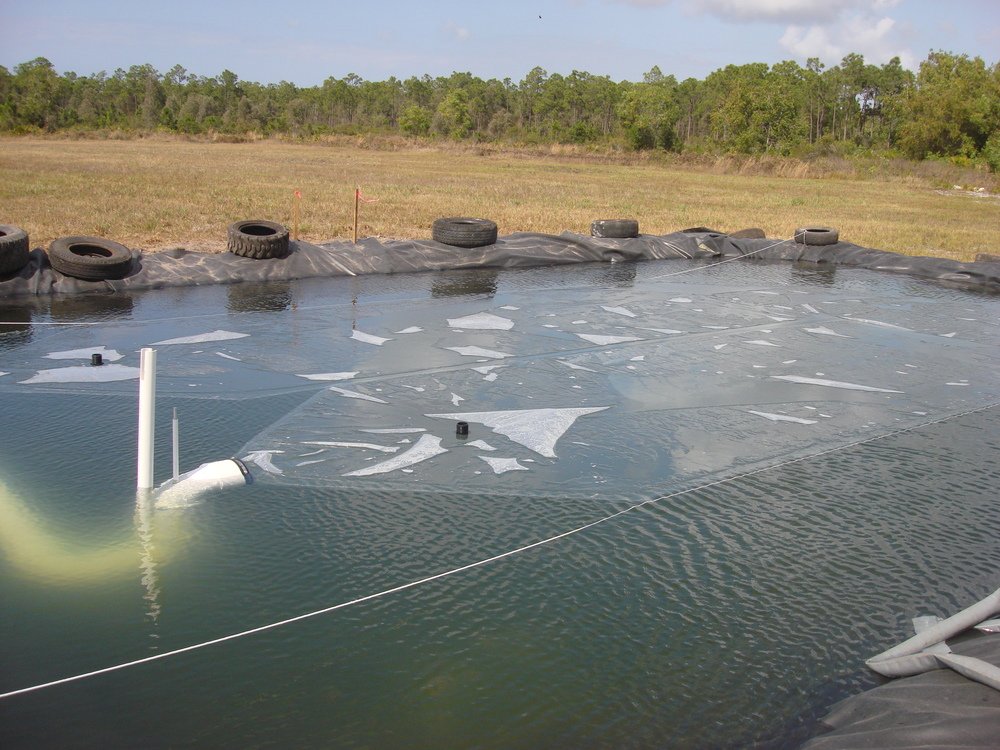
[2,136,998,262]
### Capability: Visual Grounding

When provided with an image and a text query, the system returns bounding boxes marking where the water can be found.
[1,260,998,748]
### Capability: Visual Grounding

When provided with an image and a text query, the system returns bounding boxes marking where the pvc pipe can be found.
[171,408,179,481]
[867,587,1000,671]
[155,459,251,508]
[137,348,157,490]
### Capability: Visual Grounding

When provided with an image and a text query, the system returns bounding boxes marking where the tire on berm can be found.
[0,224,31,275]
[591,219,639,239]
[432,217,498,248]
[228,220,290,259]
[47,236,134,281]
[794,226,839,246]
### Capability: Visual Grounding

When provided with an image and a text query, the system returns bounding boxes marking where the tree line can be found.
[1,51,998,170]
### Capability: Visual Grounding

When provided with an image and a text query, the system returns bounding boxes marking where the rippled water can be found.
[1,260,998,748]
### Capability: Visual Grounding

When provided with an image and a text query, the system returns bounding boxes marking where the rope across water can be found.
[3,399,996,700]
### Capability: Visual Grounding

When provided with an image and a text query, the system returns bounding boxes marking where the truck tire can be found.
[228,220,290,259]
[0,225,30,275]
[591,219,639,238]
[794,226,839,246]
[432,218,498,248]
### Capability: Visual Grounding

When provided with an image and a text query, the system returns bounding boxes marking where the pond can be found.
[1,258,998,748]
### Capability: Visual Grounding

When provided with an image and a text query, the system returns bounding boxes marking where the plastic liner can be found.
[1,231,998,297]
[805,636,1000,749]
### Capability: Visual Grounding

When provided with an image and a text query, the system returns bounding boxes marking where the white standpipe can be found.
[172,408,180,481]
[137,347,157,489]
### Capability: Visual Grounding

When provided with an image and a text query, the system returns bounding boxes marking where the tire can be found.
[0,224,30,275]
[432,217,498,248]
[591,219,639,239]
[47,236,133,280]
[794,226,839,246]
[228,220,290,259]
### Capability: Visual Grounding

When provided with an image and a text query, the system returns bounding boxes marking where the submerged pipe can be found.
[155,458,251,508]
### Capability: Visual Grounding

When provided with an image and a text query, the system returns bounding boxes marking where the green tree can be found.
[399,104,431,135]
[617,66,680,150]
[435,89,472,138]
[897,51,998,159]
[11,57,62,129]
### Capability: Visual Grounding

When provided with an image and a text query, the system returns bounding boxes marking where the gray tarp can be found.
[1,231,998,297]
[804,636,1000,749]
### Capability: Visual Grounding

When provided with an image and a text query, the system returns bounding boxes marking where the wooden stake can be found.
[353,186,360,244]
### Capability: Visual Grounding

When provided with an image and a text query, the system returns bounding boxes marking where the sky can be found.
[1,0,998,85]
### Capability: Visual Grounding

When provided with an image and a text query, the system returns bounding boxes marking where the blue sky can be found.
[2,0,998,84]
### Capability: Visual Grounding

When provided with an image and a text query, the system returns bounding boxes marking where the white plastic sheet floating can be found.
[351,330,391,346]
[20,364,140,384]
[447,312,515,330]
[328,386,388,403]
[747,410,818,425]
[445,346,513,359]
[296,372,357,382]
[343,434,447,476]
[44,346,124,361]
[771,375,903,393]
[576,333,642,346]
[152,329,248,345]
[478,456,529,474]
[200,258,999,500]
[425,407,609,458]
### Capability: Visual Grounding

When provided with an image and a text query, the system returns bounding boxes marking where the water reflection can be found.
[48,292,135,321]
[0,303,33,350]
[603,260,637,288]
[791,261,837,286]
[135,490,161,629]
[226,281,293,314]
[431,270,499,299]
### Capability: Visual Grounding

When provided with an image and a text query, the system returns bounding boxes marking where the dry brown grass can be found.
[2,135,998,262]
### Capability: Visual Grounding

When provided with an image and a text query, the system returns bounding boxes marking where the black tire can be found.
[794,226,839,246]
[0,224,30,275]
[591,219,639,238]
[47,236,133,280]
[432,217,498,248]
[228,220,290,259]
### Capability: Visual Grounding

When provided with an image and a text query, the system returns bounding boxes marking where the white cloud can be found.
[780,12,915,67]
[691,1,864,23]
[443,21,471,40]
[608,0,916,68]
[609,0,909,27]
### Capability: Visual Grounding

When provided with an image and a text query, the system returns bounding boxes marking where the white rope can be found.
[2,399,995,701]
[646,230,804,281]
